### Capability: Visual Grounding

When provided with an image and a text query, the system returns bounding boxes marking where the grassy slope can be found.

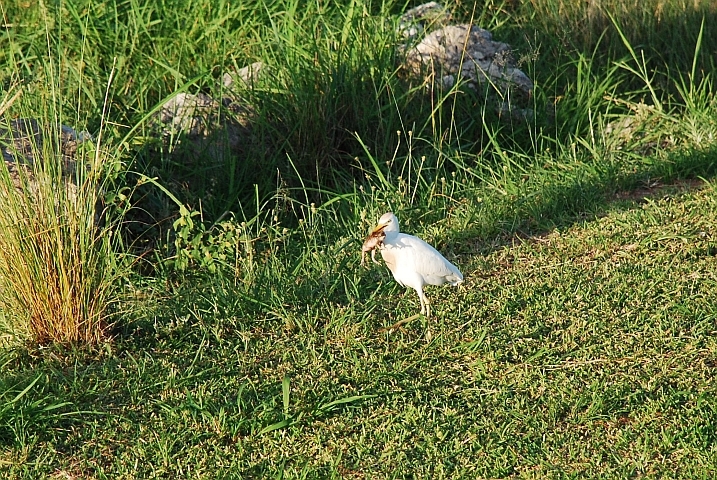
[3,179,717,478]
[2,0,717,477]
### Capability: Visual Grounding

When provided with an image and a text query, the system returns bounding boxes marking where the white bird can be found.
[368,212,463,317]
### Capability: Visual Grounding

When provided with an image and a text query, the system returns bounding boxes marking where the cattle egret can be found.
[367,212,463,316]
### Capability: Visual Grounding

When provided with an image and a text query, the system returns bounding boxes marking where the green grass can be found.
[2,0,717,477]
[3,179,717,477]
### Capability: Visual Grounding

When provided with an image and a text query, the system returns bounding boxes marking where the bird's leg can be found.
[419,291,433,341]
[371,249,380,265]
[418,289,431,317]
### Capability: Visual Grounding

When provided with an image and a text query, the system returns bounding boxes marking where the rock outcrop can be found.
[154,62,264,163]
[1,118,93,200]
[399,2,534,118]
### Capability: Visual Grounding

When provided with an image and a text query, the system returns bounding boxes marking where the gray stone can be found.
[153,61,266,165]
[222,61,265,91]
[398,2,452,42]
[158,92,220,138]
[0,118,92,202]
[156,91,250,163]
[404,23,533,101]
[0,118,91,171]
[399,3,534,119]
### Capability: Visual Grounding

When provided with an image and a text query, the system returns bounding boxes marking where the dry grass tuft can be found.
[0,122,115,346]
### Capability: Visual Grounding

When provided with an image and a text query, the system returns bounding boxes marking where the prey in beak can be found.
[361,223,388,266]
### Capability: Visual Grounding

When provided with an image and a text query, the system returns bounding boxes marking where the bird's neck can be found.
[383,230,399,241]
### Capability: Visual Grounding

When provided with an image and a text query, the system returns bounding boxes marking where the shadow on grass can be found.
[457,143,717,255]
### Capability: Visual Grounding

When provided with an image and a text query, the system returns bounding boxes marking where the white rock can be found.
[405,23,533,100]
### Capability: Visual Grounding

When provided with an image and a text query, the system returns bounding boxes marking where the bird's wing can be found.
[397,234,463,281]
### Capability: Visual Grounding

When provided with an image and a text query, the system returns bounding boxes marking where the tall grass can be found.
[0,2,125,345]
[2,0,713,329]
[0,110,121,346]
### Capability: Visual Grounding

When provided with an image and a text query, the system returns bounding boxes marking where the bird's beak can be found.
[371,222,388,235]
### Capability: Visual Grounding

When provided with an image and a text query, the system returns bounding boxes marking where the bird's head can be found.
[372,212,400,234]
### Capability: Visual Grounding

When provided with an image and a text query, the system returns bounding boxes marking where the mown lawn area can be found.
[2,0,717,477]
